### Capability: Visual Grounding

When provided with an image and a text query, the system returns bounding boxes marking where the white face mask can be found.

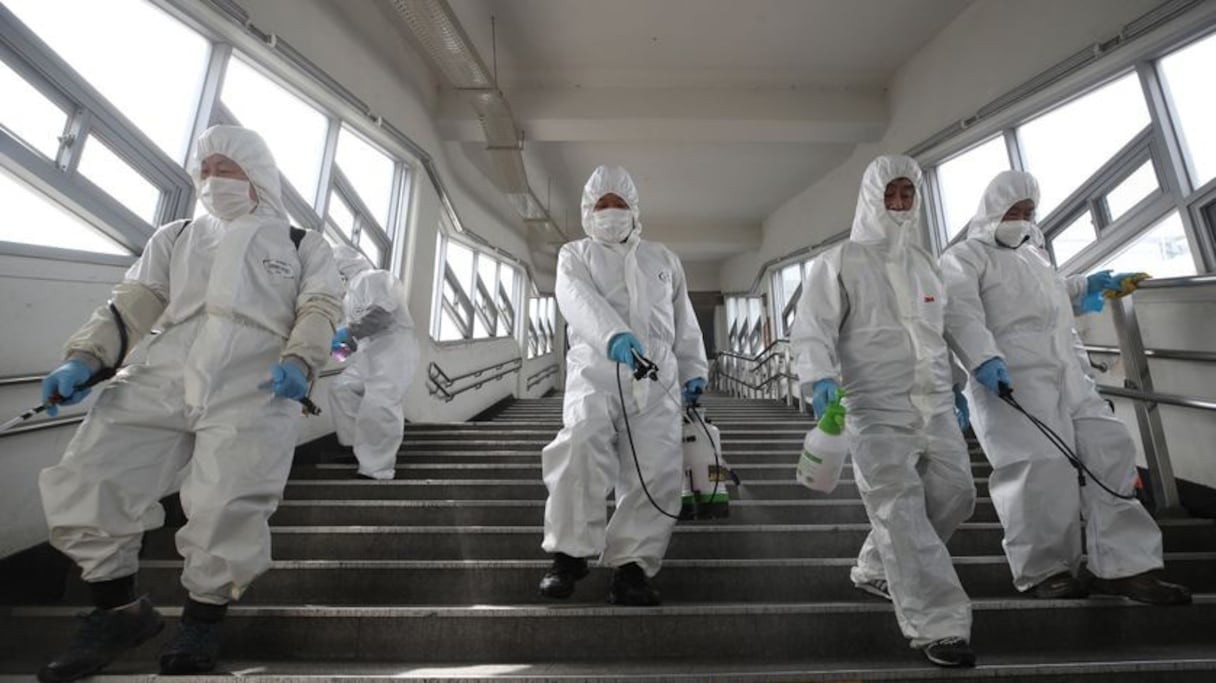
[887,209,915,225]
[588,208,634,243]
[199,177,256,221]
[995,220,1035,249]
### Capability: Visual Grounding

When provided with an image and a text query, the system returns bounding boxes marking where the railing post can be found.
[783,344,793,407]
[1111,294,1183,517]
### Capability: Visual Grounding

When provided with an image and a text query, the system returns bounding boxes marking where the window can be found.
[0,58,67,160]
[335,126,395,228]
[1050,211,1097,267]
[6,0,209,162]
[725,295,765,356]
[1019,73,1151,217]
[527,296,556,359]
[222,55,329,200]
[1105,160,1159,222]
[936,136,1011,239]
[773,263,803,337]
[433,237,521,342]
[1096,212,1196,278]
[0,167,127,254]
[77,135,161,221]
[326,190,356,239]
[1159,32,1216,190]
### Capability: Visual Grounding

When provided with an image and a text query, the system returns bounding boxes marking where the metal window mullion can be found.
[314,117,340,216]
[1138,60,1214,271]
[56,107,91,175]
[1038,127,1154,230]
[0,7,192,195]
[186,42,231,168]
[0,131,151,253]
[923,165,950,254]
[1004,128,1026,172]
[1059,194,1177,275]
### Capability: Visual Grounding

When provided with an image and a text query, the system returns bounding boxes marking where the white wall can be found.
[721,0,1162,291]
[0,0,561,559]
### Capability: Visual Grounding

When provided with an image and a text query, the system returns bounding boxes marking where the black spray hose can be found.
[616,359,682,520]
[997,383,1137,501]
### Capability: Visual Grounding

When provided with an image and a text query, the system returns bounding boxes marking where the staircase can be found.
[3,394,1216,680]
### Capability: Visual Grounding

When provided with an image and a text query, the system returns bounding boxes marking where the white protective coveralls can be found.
[39,125,343,605]
[329,246,420,480]
[791,155,975,647]
[541,165,708,576]
[939,170,1163,591]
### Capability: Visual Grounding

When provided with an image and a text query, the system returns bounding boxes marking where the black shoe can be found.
[1028,572,1089,599]
[607,562,661,606]
[538,552,589,599]
[921,637,976,668]
[1090,570,1192,605]
[38,596,164,683]
[159,618,222,675]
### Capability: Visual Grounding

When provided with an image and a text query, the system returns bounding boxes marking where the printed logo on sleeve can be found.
[262,258,296,279]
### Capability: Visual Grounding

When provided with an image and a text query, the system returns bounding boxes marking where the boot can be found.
[538,552,589,599]
[921,637,976,668]
[607,562,660,606]
[38,596,164,683]
[159,600,225,675]
[1090,570,1191,605]
[1028,572,1088,599]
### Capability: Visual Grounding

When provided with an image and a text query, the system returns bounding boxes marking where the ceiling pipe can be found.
[387,0,568,245]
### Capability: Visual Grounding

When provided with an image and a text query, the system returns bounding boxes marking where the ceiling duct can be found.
[387,0,567,242]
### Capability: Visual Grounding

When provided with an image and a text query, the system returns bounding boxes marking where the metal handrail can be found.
[717,338,789,365]
[716,370,798,392]
[427,358,522,402]
[0,375,41,387]
[1135,274,1216,290]
[526,364,559,390]
[1097,385,1216,413]
[429,356,522,388]
[1084,344,1216,364]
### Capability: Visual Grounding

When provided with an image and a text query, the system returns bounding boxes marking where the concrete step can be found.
[6,597,1215,665]
[140,519,1216,561]
[5,655,1215,681]
[395,439,812,453]
[278,479,993,503]
[63,554,1216,606]
[298,455,997,477]
[289,461,992,493]
[255,498,996,526]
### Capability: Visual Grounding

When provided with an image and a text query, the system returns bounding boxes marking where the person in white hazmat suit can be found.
[538,165,708,606]
[791,155,977,668]
[939,170,1190,605]
[36,125,343,682]
[328,245,420,480]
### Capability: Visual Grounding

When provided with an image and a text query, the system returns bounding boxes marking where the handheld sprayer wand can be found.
[996,382,1136,501]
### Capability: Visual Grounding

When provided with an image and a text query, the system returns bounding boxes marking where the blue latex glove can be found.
[1080,290,1106,314]
[683,377,707,405]
[331,326,353,352]
[1086,270,1119,296]
[953,384,970,432]
[40,359,94,417]
[810,378,840,419]
[607,332,644,369]
[974,357,1012,396]
[266,360,309,400]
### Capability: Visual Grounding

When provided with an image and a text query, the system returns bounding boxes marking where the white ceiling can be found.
[400,0,972,273]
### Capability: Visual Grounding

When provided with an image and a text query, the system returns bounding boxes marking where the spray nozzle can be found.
[817,389,847,435]
[998,382,1014,400]
[631,350,659,382]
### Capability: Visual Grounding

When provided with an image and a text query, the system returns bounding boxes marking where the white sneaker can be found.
[854,577,891,601]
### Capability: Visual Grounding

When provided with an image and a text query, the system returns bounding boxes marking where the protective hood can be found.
[964,170,1044,247]
[849,155,925,245]
[333,244,373,283]
[189,125,287,220]
[580,165,642,239]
